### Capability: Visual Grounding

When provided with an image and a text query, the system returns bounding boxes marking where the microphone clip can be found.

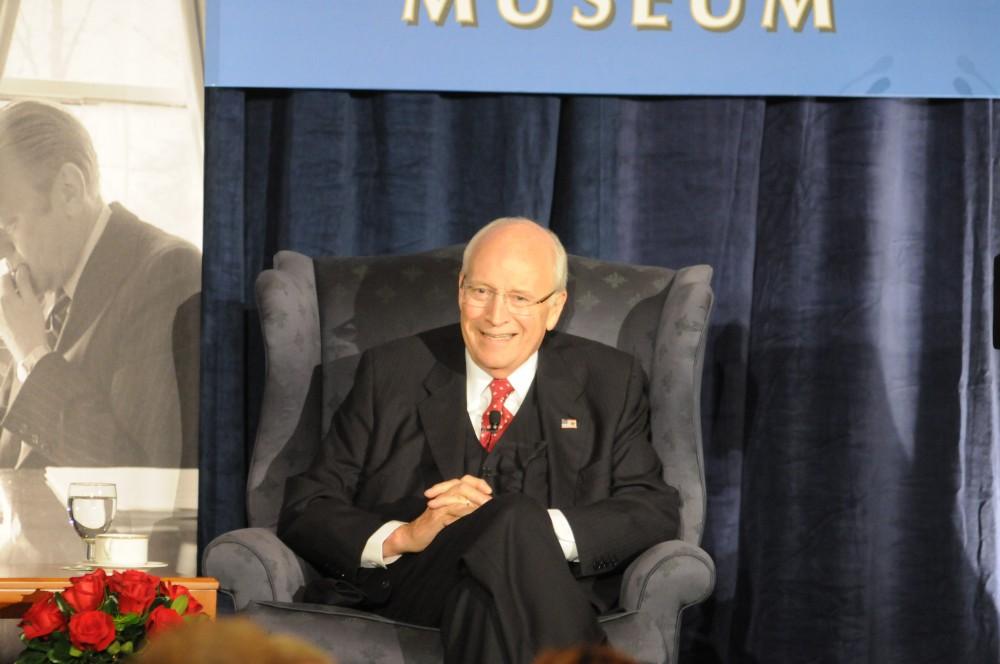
[487,409,502,433]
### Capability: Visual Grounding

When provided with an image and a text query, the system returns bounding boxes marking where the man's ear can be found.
[545,289,568,331]
[49,162,88,214]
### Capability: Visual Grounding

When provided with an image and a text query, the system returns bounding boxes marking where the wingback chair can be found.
[203,245,716,664]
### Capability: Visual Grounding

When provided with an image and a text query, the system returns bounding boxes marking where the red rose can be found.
[146,605,184,638]
[159,581,203,615]
[109,570,160,615]
[68,610,116,652]
[62,569,107,612]
[19,592,67,639]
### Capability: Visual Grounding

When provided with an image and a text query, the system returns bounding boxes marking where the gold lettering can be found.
[761,0,835,32]
[690,0,744,32]
[632,0,671,30]
[497,0,553,28]
[401,0,478,26]
[573,0,615,30]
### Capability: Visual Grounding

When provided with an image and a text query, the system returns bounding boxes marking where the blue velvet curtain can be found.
[200,89,999,663]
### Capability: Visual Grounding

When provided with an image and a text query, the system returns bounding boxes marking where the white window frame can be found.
[0,0,205,158]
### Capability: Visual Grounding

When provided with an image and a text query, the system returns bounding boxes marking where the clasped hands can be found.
[382,474,492,558]
[0,264,49,365]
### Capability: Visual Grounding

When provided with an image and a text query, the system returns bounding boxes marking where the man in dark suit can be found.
[0,100,200,468]
[279,218,679,663]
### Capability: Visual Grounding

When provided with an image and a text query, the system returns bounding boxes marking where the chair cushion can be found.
[246,600,442,664]
[244,600,665,664]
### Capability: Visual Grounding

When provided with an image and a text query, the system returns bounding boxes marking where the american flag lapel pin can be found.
[560,418,578,429]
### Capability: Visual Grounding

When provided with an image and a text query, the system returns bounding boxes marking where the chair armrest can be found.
[618,540,715,664]
[620,539,716,612]
[202,527,315,610]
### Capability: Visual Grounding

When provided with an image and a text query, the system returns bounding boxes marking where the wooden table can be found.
[0,564,218,619]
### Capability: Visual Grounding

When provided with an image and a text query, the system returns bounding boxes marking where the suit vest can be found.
[463,383,550,506]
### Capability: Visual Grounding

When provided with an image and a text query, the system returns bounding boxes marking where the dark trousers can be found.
[367,494,605,664]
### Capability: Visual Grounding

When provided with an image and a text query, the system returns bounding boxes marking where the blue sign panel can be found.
[206,0,1000,98]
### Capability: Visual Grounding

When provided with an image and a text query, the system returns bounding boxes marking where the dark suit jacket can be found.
[279,324,680,593]
[0,202,201,468]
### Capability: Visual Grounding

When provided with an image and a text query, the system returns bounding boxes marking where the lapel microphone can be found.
[487,410,501,432]
[487,409,502,450]
[481,410,503,485]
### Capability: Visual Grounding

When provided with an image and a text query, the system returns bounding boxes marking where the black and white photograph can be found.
[0,0,203,604]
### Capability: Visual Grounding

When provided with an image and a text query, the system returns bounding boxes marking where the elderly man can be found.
[279,218,678,663]
[0,100,200,468]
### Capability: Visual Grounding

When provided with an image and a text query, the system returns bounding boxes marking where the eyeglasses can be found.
[460,283,559,315]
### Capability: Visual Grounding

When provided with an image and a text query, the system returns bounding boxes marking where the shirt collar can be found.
[63,203,111,300]
[465,350,538,414]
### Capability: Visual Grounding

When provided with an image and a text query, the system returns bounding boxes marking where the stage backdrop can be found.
[206,0,1000,98]
[200,1,999,662]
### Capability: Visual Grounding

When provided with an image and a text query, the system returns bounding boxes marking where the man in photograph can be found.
[0,99,201,469]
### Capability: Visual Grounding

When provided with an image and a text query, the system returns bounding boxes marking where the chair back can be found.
[248,247,713,545]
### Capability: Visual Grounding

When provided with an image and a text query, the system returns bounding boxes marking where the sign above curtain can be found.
[206,0,999,98]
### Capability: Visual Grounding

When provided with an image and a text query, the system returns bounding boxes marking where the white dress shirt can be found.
[360,351,579,567]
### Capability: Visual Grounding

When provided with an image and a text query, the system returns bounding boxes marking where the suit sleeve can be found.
[278,349,390,581]
[561,356,680,577]
[1,245,200,467]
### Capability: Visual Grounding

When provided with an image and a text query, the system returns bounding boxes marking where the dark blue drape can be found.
[200,89,1000,663]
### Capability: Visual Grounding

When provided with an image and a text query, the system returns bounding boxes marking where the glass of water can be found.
[67,483,117,563]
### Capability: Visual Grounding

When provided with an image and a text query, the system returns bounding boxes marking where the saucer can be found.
[64,560,168,571]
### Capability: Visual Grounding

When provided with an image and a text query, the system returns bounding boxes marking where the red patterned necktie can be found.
[480,378,514,452]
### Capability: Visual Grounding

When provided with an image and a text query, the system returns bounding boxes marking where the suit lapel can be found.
[57,204,141,352]
[417,349,467,481]
[535,335,590,508]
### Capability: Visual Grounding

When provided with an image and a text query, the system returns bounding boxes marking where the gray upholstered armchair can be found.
[203,246,715,664]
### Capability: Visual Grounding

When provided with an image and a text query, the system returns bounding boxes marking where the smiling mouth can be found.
[481,331,515,341]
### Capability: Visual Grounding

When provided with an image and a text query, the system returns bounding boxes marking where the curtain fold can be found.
[201,90,999,663]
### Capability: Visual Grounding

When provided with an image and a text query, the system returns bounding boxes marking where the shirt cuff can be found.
[16,346,52,383]
[360,520,407,568]
[548,509,579,562]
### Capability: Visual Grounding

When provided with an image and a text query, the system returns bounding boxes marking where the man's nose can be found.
[484,291,510,324]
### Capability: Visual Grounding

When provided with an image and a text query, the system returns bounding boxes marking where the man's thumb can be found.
[14,264,37,300]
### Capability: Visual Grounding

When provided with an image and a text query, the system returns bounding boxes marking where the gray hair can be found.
[461,217,568,291]
[0,100,100,195]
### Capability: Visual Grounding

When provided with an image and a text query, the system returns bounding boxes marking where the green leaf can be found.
[68,645,82,657]
[14,649,47,664]
[113,613,141,629]
[120,641,134,655]
[49,638,72,662]
[107,642,121,656]
[170,594,189,615]
[53,594,71,615]
[21,635,43,649]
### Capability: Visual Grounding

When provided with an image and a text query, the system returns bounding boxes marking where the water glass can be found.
[67,483,117,563]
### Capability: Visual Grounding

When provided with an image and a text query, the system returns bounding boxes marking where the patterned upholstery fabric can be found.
[203,246,717,664]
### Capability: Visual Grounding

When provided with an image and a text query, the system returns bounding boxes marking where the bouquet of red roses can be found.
[16,568,204,663]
